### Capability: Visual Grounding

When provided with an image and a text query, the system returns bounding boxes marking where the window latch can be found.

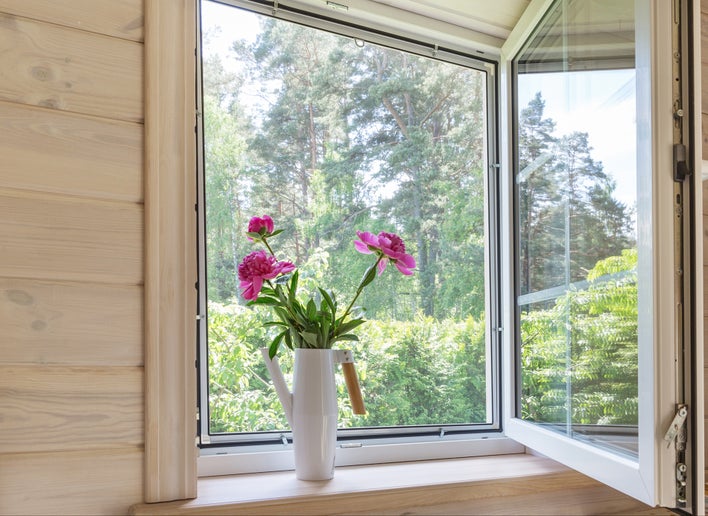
[673,143,691,182]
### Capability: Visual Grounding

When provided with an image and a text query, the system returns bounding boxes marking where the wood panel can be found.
[0,278,143,366]
[0,100,142,202]
[144,0,198,503]
[701,8,708,147]
[0,13,142,122]
[705,215,708,266]
[0,448,143,515]
[0,189,142,285]
[0,365,143,453]
[0,0,144,42]
[703,112,708,165]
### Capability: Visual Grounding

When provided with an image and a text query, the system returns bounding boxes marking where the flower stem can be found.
[261,237,276,258]
[340,256,382,322]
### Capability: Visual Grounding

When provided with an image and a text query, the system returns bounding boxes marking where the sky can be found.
[517,69,638,210]
[201,0,638,212]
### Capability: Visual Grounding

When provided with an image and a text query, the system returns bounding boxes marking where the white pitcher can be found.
[261,347,364,480]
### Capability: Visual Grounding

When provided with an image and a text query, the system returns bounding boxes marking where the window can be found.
[502,0,694,508]
[196,0,509,463]
[146,0,698,508]
[514,0,639,458]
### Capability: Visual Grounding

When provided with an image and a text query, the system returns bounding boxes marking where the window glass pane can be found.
[514,0,638,458]
[201,0,493,438]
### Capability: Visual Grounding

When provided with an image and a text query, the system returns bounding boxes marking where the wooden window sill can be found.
[129,453,670,515]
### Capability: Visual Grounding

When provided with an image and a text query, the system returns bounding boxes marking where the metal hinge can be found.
[663,404,687,448]
[663,404,688,507]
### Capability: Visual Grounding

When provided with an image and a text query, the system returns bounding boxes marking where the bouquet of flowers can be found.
[238,215,416,359]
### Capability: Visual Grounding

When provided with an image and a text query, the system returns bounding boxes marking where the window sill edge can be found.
[128,453,654,515]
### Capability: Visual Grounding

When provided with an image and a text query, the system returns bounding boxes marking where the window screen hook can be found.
[272,0,279,16]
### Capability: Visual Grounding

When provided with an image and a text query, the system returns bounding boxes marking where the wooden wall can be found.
[703,0,708,474]
[0,1,145,514]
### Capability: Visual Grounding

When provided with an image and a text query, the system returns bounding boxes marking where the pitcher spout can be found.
[261,348,294,427]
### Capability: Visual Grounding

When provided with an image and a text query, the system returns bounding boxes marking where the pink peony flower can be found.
[247,215,275,240]
[238,250,295,300]
[354,230,416,275]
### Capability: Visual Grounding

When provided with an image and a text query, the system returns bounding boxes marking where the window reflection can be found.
[514,0,638,458]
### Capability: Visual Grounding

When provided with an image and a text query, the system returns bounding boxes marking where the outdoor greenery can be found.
[201,3,638,435]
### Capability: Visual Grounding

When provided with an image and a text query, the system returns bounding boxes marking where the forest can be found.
[201,9,638,435]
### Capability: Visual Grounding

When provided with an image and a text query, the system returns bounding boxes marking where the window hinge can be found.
[663,403,688,507]
[663,403,687,447]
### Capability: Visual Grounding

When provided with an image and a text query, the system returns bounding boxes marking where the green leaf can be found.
[263,321,286,328]
[317,288,336,318]
[359,263,378,289]
[301,331,319,347]
[247,296,280,306]
[274,273,292,285]
[273,306,293,325]
[289,270,299,305]
[331,333,359,343]
[320,318,331,346]
[269,229,284,237]
[269,330,286,359]
[246,231,262,240]
[335,318,366,335]
[306,299,317,320]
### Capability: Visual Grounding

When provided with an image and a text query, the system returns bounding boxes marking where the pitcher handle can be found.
[334,349,366,415]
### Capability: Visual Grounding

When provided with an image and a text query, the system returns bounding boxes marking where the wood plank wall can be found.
[703,0,708,475]
[0,1,145,514]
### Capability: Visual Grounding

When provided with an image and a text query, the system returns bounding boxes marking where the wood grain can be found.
[0,189,142,285]
[129,454,669,515]
[0,278,143,366]
[0,13,142,122]
[144,0,198,503]
[702,11,708,126]
[0,448,143,515]
[0,100,142,202]
[704,215,708,265]
[0,0,144,42]
[0,365,143,453]
[703,111,708,163]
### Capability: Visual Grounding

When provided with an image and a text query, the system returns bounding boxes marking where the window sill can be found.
[129,453,667,515]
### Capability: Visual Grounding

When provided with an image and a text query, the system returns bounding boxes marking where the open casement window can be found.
[501,0,703,512]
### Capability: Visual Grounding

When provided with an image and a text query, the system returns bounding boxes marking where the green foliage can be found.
[520,249,638,426]
[208,305,489,433]
[201,11,640,434]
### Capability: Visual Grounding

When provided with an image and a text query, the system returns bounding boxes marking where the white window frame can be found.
[195,0,528,476]
[499,0,686,507]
